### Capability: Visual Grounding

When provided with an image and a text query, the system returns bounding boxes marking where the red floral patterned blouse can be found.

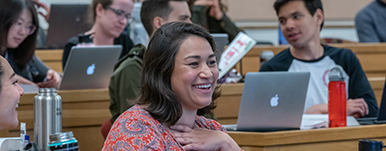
[102,104,227,151]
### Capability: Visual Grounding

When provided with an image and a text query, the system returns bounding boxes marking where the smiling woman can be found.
[103,22,241,151]
[0,56,24,130]
[62,0,135,70]
[0,0,62,88]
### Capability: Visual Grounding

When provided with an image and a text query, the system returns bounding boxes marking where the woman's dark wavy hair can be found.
[138,22,221,125]
[0,0,38,68]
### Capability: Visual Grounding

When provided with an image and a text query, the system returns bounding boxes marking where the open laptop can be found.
[59,45,122,90]
[210,33,229,62]
[42,4,89,49]
[357,77,386,125]
[227,72,310,132]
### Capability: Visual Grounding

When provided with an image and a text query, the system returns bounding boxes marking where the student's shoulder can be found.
[323,45,355,57]
[260,48,293,71]
[114,44,146,70]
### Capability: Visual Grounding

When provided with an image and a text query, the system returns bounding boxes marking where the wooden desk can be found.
[237,43,386,78]
[35,49,63,73]
[0,89,110,151]
[214,77,385,125]
[228,124,386,151]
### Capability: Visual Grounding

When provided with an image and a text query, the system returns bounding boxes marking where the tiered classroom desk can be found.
[1,43,385,150]
[228,124,386,151]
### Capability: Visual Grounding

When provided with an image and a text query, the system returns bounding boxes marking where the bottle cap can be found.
[50,88,57,93]
[329,67,344,81]
[261,51,274,60]
[50,131,75,144]
[38,88,52,93]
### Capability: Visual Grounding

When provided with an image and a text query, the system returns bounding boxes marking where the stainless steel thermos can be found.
[34,88,62,151]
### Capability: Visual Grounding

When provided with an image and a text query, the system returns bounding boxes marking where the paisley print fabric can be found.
[102,104,226,151]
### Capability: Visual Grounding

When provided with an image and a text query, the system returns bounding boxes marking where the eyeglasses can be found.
[13,20,36,35]
[106,6,134,24]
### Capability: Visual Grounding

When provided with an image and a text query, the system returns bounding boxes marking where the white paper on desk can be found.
[19,84,39,94]
[301,114,360,130]
[0,137,21,151]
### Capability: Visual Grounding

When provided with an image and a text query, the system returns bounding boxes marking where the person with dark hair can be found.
[108,0,192,124]
[355,0,386,42]
[0,56,24,130]
[260,0,378,118]
[103,22,241,151]
[187,0,244,42]
[62,0,135,69]
[0,0,61,88]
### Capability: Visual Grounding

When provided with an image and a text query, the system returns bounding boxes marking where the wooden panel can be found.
[35,49,63,61]
[44,62,62,73]
[35,49,63,72]
[229,124,386,146]
[357,54,386,72]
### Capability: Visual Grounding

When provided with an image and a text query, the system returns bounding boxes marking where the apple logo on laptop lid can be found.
[87,63,95,75]
[270,94,279,107]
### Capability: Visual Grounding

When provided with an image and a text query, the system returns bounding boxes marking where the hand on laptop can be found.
[347,98,369,118]
[169,124,240,151]
[36,70,61,88]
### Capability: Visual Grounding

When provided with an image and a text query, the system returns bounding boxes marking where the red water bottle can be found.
[328,67,347,127]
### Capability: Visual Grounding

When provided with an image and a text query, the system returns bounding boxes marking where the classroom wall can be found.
[38,0,374,45]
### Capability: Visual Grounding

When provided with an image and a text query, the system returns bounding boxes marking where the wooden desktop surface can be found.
[228,124,386,151]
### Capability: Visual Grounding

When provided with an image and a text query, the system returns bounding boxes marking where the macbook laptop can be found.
[229,72,310,132]
[357,77,386,125]
[210,33,229,62]
[59,45,122,90]
[42,4,89,49]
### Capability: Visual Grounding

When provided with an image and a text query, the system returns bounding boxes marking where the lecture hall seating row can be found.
[0,43,383,150]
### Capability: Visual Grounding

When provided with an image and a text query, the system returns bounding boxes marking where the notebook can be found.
[210,33,229,62]
[59,45,122,90]
[43,4,89,49]
[357,77,386,125]
[230,72,310,132]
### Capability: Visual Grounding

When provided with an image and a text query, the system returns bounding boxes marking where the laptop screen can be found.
[44,4,89,49]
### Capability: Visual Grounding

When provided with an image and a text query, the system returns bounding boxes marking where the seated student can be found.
[103,22,241,151]
[0,0,61,88]
[109,0,192,124]
[188,0,244,42]
[260,0,378,118]
[0,56,25,130]
[355,0,386,43]
[62,0,135,69]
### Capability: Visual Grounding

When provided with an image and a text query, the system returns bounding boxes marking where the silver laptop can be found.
[235,72,310,132]
[44,4,89,49]
[210,33,229,62]
[59,45,122,90]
